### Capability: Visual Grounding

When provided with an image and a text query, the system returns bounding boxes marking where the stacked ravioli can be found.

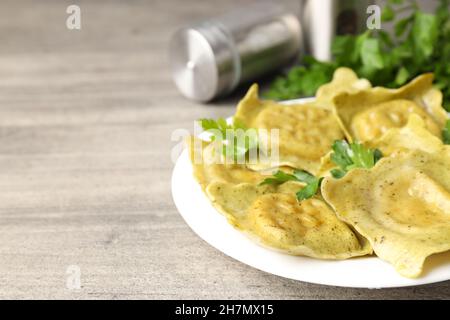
[188,67,450,278]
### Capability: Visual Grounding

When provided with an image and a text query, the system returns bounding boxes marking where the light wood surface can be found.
[0,0,448,299]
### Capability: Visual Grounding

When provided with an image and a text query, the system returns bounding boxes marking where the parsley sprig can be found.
[443,119,450,144]
[259,140,383,201]
[260,170,323,201]
[330,140,383,178]
[198,118,259,161]
[265,0,450,111]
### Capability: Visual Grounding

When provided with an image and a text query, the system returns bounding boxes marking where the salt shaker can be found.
[169,2,302,102]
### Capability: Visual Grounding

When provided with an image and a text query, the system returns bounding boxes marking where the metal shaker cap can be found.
[169,23,240,102]
[169,3,302,102]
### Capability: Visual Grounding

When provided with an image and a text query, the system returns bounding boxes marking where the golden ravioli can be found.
[368,114,445,156]
[186,136,264,190]
[316,67,371,106]
[333,73,448,142]
[206,181,372,260]
[234,85,344,174]
[317,114,448,177]
[321,149,450,278]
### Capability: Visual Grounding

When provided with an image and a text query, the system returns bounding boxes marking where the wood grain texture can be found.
[0,0,448,299]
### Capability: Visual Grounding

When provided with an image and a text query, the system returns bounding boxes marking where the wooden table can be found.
[0,0,448,299]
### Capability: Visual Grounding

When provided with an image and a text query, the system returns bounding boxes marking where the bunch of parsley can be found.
[265,0,450,112]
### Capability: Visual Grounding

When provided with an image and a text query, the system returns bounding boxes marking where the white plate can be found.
[171,98,450,288]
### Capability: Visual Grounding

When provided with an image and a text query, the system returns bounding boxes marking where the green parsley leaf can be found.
[332,35,355,64]
[374,148,383,163]
[381,5,395,22]
[330,140,383,178]
[292,169,317,184]
[394,15,414,37]
[351,31,370,65]
[412,12,438,62]
[259,170,298,186]
[330,140,353,171]
[199,117,230,141]
[198,118,259,161]
[346,143,376,169]
[296,177,323,201]
[395,66,410,85]
[330,168,346,179]
[259,169,323,201]
[360,38,384,70]
[443,119,450,144]
[378,30,394,48]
